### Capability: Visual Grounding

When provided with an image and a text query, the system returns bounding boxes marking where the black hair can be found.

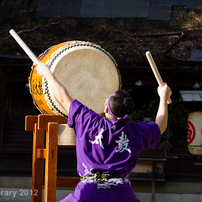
[109,90,134,117]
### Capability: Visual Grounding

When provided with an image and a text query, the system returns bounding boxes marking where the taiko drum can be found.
[29,41,121,117]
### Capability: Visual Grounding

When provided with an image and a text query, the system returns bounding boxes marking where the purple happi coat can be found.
[60,100,161,202]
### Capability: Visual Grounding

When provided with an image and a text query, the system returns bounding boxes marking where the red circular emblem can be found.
[187,120,196,145]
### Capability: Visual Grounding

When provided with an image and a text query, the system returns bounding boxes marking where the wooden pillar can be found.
[151,160,156,202]
[25,116,44,202]
[0,79,5,148]
[32,123,45,202]
[37,115,67,202]
[44,122,58,202]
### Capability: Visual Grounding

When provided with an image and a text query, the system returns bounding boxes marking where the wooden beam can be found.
[25,116,38,131]
[119,67,202,86]
[57,176,80,188]
[0,79,5,148]
[37,149,47,159]
[38,114,67,130]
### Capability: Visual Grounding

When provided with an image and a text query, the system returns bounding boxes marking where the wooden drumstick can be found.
[9,29,39,63]
[146,51,172,104]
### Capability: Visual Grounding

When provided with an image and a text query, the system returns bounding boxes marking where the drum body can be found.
[187,112,202,155]
[29,41,121,117]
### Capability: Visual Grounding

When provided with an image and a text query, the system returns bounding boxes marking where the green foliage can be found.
[132,99,158,122]
[159,87,191,154]
[167,99,191,130]
[0,41,8,53]
[166,84,191,134]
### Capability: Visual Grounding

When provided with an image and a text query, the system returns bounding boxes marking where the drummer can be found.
[35,61,171,202]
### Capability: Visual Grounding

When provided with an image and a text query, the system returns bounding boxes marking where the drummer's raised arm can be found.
[34,62,74,113]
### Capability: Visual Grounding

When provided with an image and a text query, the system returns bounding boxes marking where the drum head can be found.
[43,42,121,117]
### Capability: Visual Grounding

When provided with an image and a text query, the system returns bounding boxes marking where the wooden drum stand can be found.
[25,114,79,202]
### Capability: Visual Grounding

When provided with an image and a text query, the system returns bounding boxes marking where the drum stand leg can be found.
[25,115,67,202]
[44,122,58,202]
[26,116,44,202]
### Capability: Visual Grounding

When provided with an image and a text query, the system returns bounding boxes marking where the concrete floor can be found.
[1,177,202,202]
